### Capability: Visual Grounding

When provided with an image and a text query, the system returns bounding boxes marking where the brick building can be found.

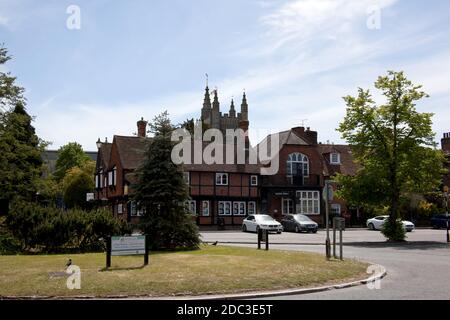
[94,85,359,226]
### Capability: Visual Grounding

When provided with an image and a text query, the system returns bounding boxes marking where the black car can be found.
[430,214,449,229]
[281,214,318,233]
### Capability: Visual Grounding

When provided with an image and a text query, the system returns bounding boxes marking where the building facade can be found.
[94,85,360,226]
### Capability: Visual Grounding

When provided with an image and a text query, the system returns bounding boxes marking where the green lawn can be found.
[0,245,369,297]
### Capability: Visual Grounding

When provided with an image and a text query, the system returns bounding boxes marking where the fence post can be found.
[106,236,111,269]
[144,234,149,266]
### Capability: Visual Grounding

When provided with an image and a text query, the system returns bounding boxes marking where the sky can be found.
[1,0,450,151]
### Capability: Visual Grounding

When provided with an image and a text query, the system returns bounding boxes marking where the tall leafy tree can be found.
[337,71,445,241]
[62,160,95,209]
[54,142,90,182]
[133,111,200,250]
[0,46,44,209]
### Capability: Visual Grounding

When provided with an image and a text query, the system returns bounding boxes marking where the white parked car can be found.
[366,215,415,232]
[242,214,283,234]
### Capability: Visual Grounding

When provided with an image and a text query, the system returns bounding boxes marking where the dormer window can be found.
[330,153,341,165]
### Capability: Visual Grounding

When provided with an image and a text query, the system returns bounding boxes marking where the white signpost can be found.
[106,235,149,268]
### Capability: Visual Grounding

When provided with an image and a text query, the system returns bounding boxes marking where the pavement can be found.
[200,229,450,300]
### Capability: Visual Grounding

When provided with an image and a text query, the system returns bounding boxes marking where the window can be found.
[250,175,258,186]
[218,201,232,215]
[117,204,123,214]
[287,153,309,176]
[186,200,196,215]
[233,202,246,216]
[296,191,320,215]
[202,201,210,216]
[282,198,294,215]
[108,168,117,186]
[95,175,99,188]
[330,153,341,164]
[216,173,229,185]
[184,172,190,185]
[130,201,144,217]
[98,170,103,188]
[248,201,256,215]
[331,203,341,216]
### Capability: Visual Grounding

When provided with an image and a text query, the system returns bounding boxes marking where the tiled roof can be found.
[256,129,310,163]
[113,135,152,170]
[317,144,359,176]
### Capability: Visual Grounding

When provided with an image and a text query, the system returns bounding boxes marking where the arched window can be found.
[287,153,309,176]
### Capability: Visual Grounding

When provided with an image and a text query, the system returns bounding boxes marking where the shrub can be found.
[6,201,130,253]
[381,218,406,242]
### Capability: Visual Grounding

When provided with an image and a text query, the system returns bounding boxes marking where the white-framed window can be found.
[250,175,258,186]
[216,173,229,185]
[287,153,309,177]
[330,153,341,165]
[233,202,246,216]
[282,198,294,215]
[104,175,107,188]
[112,167,117,186]
[248,201,256,215]
[108,171,112,186]
[186,200,196,215]
[184,172,190,185]
[95,174,99,188]
[117,203,123,214]
[130,201,145,217]
[296,191,320,215]
[218,201,232,215]
[331,203,341,216]
[202,200,210,216]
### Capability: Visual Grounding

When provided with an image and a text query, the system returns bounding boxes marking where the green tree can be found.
[337,71,445,241]
[133,111,200,250]
[54,142,90,182]
[0,47,44,207]
[62,160,95,208]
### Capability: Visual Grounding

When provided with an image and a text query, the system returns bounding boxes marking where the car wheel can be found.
[312,230,317,234]
[256,226,260,234]
[242,224,247,232]
[295,225,300,233]
[368,223,375,231]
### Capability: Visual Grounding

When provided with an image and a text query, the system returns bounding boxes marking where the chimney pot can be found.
[137,117,148,138]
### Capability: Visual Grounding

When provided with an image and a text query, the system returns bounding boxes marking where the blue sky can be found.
[1,0,450,150]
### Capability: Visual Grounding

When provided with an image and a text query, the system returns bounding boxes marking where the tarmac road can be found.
[200,229,450,300]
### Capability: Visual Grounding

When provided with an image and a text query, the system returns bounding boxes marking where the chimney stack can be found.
[137,117,147,138]
[442,132,450,154]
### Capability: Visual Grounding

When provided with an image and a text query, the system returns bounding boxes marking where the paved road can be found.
[200,229,450,300]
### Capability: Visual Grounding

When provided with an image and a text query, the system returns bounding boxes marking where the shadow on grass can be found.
[100,265,148,272]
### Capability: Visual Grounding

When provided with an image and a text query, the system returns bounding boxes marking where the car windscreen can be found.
[257,216,275,222]
[294,215,312,222]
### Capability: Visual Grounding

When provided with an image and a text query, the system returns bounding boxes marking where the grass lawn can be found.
[0,245,369,297]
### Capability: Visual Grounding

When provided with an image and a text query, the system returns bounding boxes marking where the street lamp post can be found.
[444,186,449,243]
[324,180,333,259]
